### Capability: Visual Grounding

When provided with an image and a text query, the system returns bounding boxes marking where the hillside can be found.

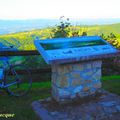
[0,18,120,35]
[87,23,120,35]
[0,23,120,50]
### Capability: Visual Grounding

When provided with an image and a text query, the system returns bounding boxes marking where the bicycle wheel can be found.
[5,64,32,96]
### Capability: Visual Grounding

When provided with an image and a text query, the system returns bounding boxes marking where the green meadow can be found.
[0,23,120,50]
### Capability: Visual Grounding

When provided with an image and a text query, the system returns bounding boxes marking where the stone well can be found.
[51,60,102,103]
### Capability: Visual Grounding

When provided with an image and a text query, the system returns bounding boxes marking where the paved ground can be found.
[32,90,120,120]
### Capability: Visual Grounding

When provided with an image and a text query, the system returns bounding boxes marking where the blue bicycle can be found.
[0,57,32,96]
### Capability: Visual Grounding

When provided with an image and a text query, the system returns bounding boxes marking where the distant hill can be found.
[0,23,120,50]
[0,19,59,35]
[0,18,120,35]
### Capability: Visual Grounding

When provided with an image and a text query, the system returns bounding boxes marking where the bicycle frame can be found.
[0,46,31,96]
[0,54,32,96]
[0,57,19,88]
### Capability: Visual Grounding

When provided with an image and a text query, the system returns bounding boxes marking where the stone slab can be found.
[31,101,53,120]
[31,90,120,120]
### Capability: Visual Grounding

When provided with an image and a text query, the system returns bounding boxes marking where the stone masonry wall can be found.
[51,60,102,103]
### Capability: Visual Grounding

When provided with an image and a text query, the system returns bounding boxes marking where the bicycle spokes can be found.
[5,64,32,96]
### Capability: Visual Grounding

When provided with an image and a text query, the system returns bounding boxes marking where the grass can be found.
[102,75,120,95]
[0,81,51,120]
[102,75,120,81]
[0,76,119,120]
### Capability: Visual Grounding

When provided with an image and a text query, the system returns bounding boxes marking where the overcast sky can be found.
[0,0,120,19]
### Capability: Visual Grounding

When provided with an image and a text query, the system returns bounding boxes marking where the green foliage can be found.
[51,17,71,38]
[100,33,120,49]
[51,16,88,38]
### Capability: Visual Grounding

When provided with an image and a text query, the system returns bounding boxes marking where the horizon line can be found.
[0,17,120,21]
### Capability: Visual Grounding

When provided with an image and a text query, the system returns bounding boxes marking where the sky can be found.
[0,0,120,20]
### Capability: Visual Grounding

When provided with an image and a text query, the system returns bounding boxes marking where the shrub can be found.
[51,16,87,38]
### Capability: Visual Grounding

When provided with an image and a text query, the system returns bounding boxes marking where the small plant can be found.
[51,16,88,38]
[52,16,71,38]
[81,31,87,36]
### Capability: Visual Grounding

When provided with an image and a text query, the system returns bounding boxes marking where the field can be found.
[0,23,120,50]
[0,76,120,120]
